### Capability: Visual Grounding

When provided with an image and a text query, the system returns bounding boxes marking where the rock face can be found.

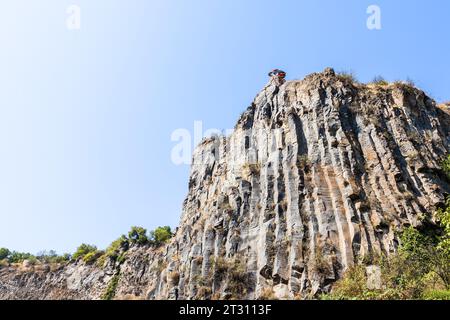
[1,68,449,300]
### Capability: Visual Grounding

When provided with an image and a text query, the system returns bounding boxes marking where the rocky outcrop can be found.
[1,68,449,300]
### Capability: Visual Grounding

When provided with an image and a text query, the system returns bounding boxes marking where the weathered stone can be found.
[366,265,382,290]
[1,68,449,300]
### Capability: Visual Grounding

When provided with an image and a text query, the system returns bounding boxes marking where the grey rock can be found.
[1,68,449,300]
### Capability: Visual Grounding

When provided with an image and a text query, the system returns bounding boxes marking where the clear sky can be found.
[0,0,449,254]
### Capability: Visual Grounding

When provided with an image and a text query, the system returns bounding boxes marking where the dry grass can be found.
[336,71,358,84]
[258,288,277,300]
[194,256,203,264]
[0,259,9,268]
[370,76,389,86]
[296,155,311,171]
[241,163,261,179]
[34,264,50,273]
[438,103,450,115]
[196,286,212,299]
[312,250,330,274]
[168,271,180,285]
[212,256,229,275]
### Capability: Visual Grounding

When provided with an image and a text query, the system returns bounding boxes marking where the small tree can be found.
[400,218,450,290]
[150,226,172,245]
[128,226,148,245]
[0,248,10,260]
[442,154,450,181]
[105,235,129,259]
[36,250,58,263]
[72,244,97,261]
[436,198,450,255]
[57,253,72,263]
[434,197,450,288]
[8,251,35,264]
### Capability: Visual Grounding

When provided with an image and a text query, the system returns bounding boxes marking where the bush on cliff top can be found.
[128,226,149,245]
[336,71,358,84]
[370,76,389,86]
[149,226,172,246]
[0,248,70,266]
[82,250,104,265]
[0,248,10,260]
[105,235,129,259]
[8,251,36,264]
[36,250,71,264]
[127,225,172,246]
[72,244,97,261]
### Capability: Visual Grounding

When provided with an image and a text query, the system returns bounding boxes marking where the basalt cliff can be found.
[1,68,449,300]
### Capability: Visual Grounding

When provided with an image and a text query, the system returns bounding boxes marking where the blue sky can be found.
[0,0,449,254]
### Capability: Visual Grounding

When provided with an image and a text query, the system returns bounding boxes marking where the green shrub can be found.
[72,244,97,261]
[82,250,103,264]
[0,248,70,265]
[436,197,450,255]
[442,155,450,181]
[36,250,57,262]
[0,248,10,260]
[116,252,127,264]
[128,226,148,245]
[105,235,129,260]
[26,255,38,265]
[322,265,367,300]
[8,251,35,264]
[322,206,450,300]
[59,253,72,262]
[35,250,70,264]
[399,227,431,257]
[96,254,108,268]
[422,290,450,300]
[95,235,130,268]
[150,226,172,245]
[102,273,120,300]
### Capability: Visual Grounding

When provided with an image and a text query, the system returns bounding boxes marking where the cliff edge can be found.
[1,68,449,299]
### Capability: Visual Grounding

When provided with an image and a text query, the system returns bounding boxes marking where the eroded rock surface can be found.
[1,68,449,299]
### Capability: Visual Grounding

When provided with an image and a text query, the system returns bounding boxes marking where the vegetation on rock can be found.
[102,273,120,300]
[321,195,450,300]
[149,226,172,245]
[72,244,97,261]
[0,225,173,270]
[128,226,149,245]
[443,154,450,181]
